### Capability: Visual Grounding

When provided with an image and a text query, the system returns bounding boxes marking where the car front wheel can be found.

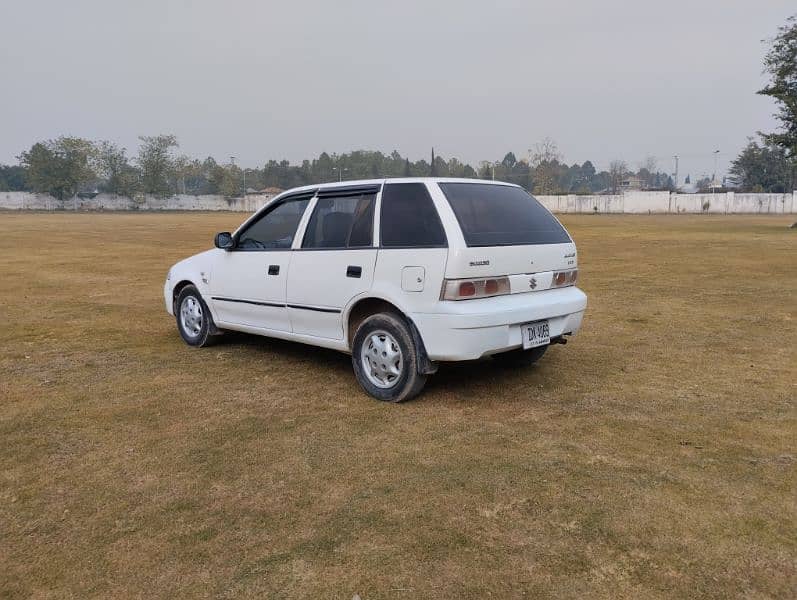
[175,285,217,347]
[351,313,427,402]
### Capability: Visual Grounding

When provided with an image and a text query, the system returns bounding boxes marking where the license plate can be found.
[521,320,550,349]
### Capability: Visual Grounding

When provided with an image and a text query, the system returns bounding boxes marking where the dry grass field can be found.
[1,212,795,599]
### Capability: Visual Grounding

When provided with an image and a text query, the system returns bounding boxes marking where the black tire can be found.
[351,312,427,403]
[491,344,548,367]
[175,285,218,347]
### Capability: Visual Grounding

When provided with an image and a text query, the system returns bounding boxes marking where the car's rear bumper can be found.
[410,286,587,361]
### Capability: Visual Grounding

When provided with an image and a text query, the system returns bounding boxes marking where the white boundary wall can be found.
[535,191,796,214]
[0,192,275,212]
[1,190,795,214]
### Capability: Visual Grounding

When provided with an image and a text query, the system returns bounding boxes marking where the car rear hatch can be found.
[437,182,578,297]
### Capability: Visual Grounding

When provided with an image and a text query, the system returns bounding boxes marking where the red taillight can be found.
[459,281,476,297]
[442,277,511,300]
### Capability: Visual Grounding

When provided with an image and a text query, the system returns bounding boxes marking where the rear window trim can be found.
[459,240,573,248]
[317,183,382,198]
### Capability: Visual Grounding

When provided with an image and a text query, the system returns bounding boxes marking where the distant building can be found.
[620,175,644,191]
[253,186,283,195]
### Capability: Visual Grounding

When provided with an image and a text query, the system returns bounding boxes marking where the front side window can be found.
[236,197,311,250]
[380,183,447,247]
[302,193,376,249]
[439,183,571,246]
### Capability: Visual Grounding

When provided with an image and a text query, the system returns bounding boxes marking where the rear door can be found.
[210,193,313,330]
[286,185,380,339]
[436,182,577,290]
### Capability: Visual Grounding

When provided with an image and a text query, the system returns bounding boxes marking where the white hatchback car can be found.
[165,178,586,401]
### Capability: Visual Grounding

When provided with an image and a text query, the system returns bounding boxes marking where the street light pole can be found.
[712,150,720,193]
[333,166,348,182]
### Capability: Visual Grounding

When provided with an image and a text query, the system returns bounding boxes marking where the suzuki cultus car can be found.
[165,178,587,402]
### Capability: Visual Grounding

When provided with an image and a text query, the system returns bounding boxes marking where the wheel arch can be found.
[172,279,223,336]
[171,279,197,312]
[345,295,437,375]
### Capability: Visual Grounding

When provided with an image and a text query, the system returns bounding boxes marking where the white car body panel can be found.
[165,177,587,363]
[210,250,292,330]
[444,242,577,280]
[287,248,378,339]
[367,247,449,317]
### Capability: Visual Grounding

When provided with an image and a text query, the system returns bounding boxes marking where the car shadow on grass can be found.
[214,331,350,369]
[213,330,556,403]
[424,358,556,401]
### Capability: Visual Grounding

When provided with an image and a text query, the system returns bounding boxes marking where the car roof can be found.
[277,177,519,197]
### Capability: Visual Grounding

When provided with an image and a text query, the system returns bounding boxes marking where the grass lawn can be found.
[1,212,795,598]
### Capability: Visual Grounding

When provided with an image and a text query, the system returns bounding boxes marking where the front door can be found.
[286,187,379,339]
[210,196,311,331]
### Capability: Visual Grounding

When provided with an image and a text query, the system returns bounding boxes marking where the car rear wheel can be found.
[175,285,218,347]
[492,344,548,367]
[351,313,427,402]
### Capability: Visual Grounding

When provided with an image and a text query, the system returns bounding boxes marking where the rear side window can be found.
[439,183,571,246]
[380,183,447,247]
[302,193,376,248]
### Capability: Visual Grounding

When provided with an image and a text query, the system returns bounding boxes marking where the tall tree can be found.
[0,164,28,191]
[430,148,437,176]
[18,137,97,200]
[221,162,242,197]
[96,141,138,195]
[608,160,628,193]
[501,152,517,169]
[137,134,178,196]
[529,138,562,194]
[171,154,195,195]
[758,13,797,189]
[729,138,791,192]
[639,155,658,188]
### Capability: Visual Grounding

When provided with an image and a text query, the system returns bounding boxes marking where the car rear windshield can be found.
[438,182,571,247]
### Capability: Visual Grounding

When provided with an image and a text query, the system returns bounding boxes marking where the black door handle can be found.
[268,265,280,276]
[346,265,362,278]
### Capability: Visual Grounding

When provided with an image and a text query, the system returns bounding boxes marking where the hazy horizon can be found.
[1,0,794,180]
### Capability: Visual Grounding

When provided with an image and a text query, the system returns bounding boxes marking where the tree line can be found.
[0,135,678,199]
[0,133,788,200]
[1,130,790,200]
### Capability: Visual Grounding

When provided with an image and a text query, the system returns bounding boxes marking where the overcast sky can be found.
[1,0,793,179]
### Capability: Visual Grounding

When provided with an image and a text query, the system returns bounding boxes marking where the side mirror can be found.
[214,231,234,250]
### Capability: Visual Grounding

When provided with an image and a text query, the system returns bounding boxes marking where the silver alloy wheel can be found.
[180,295,203,338]
[360,329,404,389]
